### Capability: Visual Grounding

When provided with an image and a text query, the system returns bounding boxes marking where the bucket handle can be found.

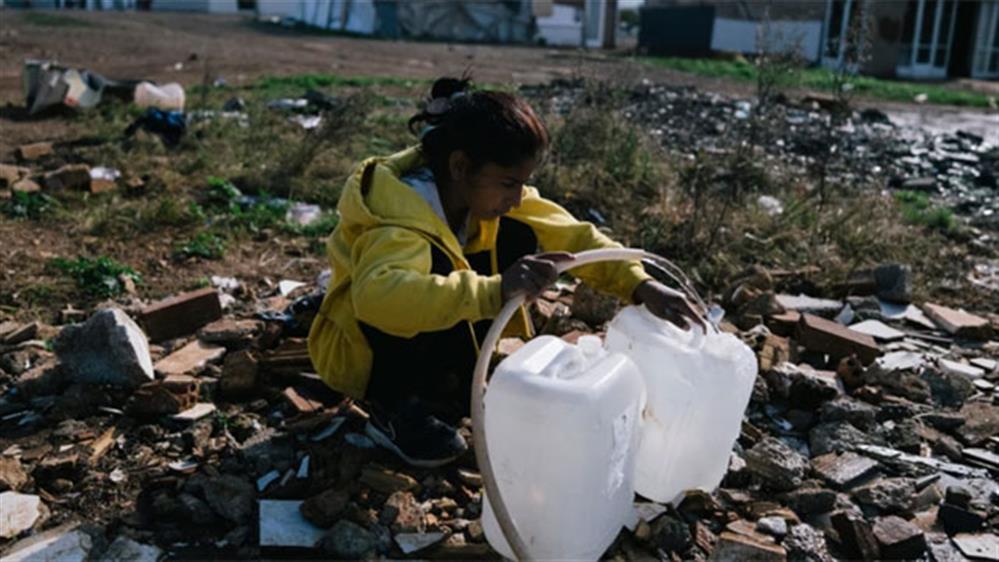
[470,248,710,561]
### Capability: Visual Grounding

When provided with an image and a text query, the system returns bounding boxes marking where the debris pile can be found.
[1,258,997,560]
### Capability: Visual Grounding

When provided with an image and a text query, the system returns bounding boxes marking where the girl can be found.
[308,76,702,467]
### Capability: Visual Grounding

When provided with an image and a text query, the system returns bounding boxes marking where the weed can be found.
[2,192,57,220]
[175,232,226,260]
[50,256,141,298]
[894,191,957,232]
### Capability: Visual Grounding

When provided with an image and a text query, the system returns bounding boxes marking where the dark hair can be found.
[408,75,549,184]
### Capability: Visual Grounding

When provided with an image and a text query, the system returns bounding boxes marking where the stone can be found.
[128,380,193,416]
[951,533,999,561]
[872,516,926,560]
[873,264,911,304]
[757,516,787,538]
[100,536,162,562]
[198,318,261,347]
[922,412,966,432]
[831,511,880,560]
[0,164,28,187]
[901,176,935,191]
[819,398,878,430]
[0,492,45,538]
[139,287,223,342]
[300,487,349,528]
[797,314,880,365]
[922,303,991,339]
[783,485,837,516]
[318,520,377,559]
[360,465,420,494]
[710,531,786,562]
[867,366,932,403]
[938,358,985,380]
[154,340,225,376]
[383,491,426,533]
[956,402,999,446]
[172,403,216,422]
[922,368,974,407]
[259,500,326,547]
[54,308,154,387]
[744,437,809,491]
[937,503,984,535]
[220,349,258,397]
[1,524,91,562]
[10,178,40,194]
[849,320,905,342]
[783,523,832,562]
[15,363,68,398]
[178,492,217,525]
[201,475,255,524]
[651,512,692,554]
[811,452,879,490]
[395,532,446,554]
[571,282,619,326]
[852,478,916,514]
[963,447,999,471]
[16,142,53,161]
[43,164,91,191]
[0,457,29,492]
[810,422,880,456]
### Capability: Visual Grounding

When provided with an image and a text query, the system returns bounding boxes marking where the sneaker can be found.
[364,401,468,468]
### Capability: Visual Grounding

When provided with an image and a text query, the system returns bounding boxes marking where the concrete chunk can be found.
[2,524,91,562]
[54,308,154,387]
[259,500,326,548]
[0,491,45,539]
[872,516,926,560]
[811,452,879,490]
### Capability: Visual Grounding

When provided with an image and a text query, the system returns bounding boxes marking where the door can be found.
[897,0,959,79]
[972,0,999,78]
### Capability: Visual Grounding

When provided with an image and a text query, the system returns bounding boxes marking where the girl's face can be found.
[449,152,537,220]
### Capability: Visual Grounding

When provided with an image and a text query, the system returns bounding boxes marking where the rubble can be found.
[154,340,225,376]
[923,303,992,340]
[1,523,92,562]
[796,314,880,365]
[43,163,91,191]
[258,500,325,547]
[16,142,53,161]
[744,437,809,491]
[872,516,927,559]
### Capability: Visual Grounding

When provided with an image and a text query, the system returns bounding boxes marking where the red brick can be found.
[922,303,992,340]
[139,287,222,342]
[796,314,880,365]
[711,531,786,562]
[766,311,800,337]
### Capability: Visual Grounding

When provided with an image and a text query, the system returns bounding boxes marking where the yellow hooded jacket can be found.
[308,146,651,399]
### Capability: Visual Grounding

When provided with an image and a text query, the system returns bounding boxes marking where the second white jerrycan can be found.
[605,305,757,504]
[481,335,646,561]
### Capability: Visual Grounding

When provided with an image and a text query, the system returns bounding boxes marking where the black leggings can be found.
[362,217,538,422]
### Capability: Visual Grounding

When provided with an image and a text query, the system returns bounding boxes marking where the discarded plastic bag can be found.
[124,108,187,146]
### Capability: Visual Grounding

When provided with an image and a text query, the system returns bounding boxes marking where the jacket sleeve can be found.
[508,188,651,302]
[350,226,504,337]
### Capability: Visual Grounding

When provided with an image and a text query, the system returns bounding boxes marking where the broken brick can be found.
[922,303,992,340]
[0,164,28,187]
[872,516,926,560]
[360,465,420,495]
[16,142,53,161]
[140,287,223,342]
[11,178,40,194]
[756,334,790,372]
[154,340,225,376]
[220,349,258,397]
[711,531,786,562]
[766,310,800,338]
[283,387,323,415]
[797,313,880,365]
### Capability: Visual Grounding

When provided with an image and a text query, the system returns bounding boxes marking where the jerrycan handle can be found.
[470,248,711,561]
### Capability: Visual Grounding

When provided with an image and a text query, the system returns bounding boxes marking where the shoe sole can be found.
[364,421,463,469]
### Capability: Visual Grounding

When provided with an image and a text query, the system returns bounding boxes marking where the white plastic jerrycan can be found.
[482,334,645,561]
[605,305,757,504]
[134,82,186,111]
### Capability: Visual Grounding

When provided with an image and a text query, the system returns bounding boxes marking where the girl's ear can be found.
[448,150,470,184]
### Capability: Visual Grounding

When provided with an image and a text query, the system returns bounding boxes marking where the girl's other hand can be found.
[632,280,706,331]
[501,252,574,302]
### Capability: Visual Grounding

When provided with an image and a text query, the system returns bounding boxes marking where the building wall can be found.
[711,17,822,61]
[154,0,238,12]
[536,3,583,46]
[862,0,905,78]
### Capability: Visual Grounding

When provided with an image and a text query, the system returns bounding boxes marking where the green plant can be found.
[894,191,957,232]
[175,232,226,260]
[50,256,141,298]
[2,192,57,220]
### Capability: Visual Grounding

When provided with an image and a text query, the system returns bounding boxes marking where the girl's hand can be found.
[501,252,575,302]
[632,279,706,331]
